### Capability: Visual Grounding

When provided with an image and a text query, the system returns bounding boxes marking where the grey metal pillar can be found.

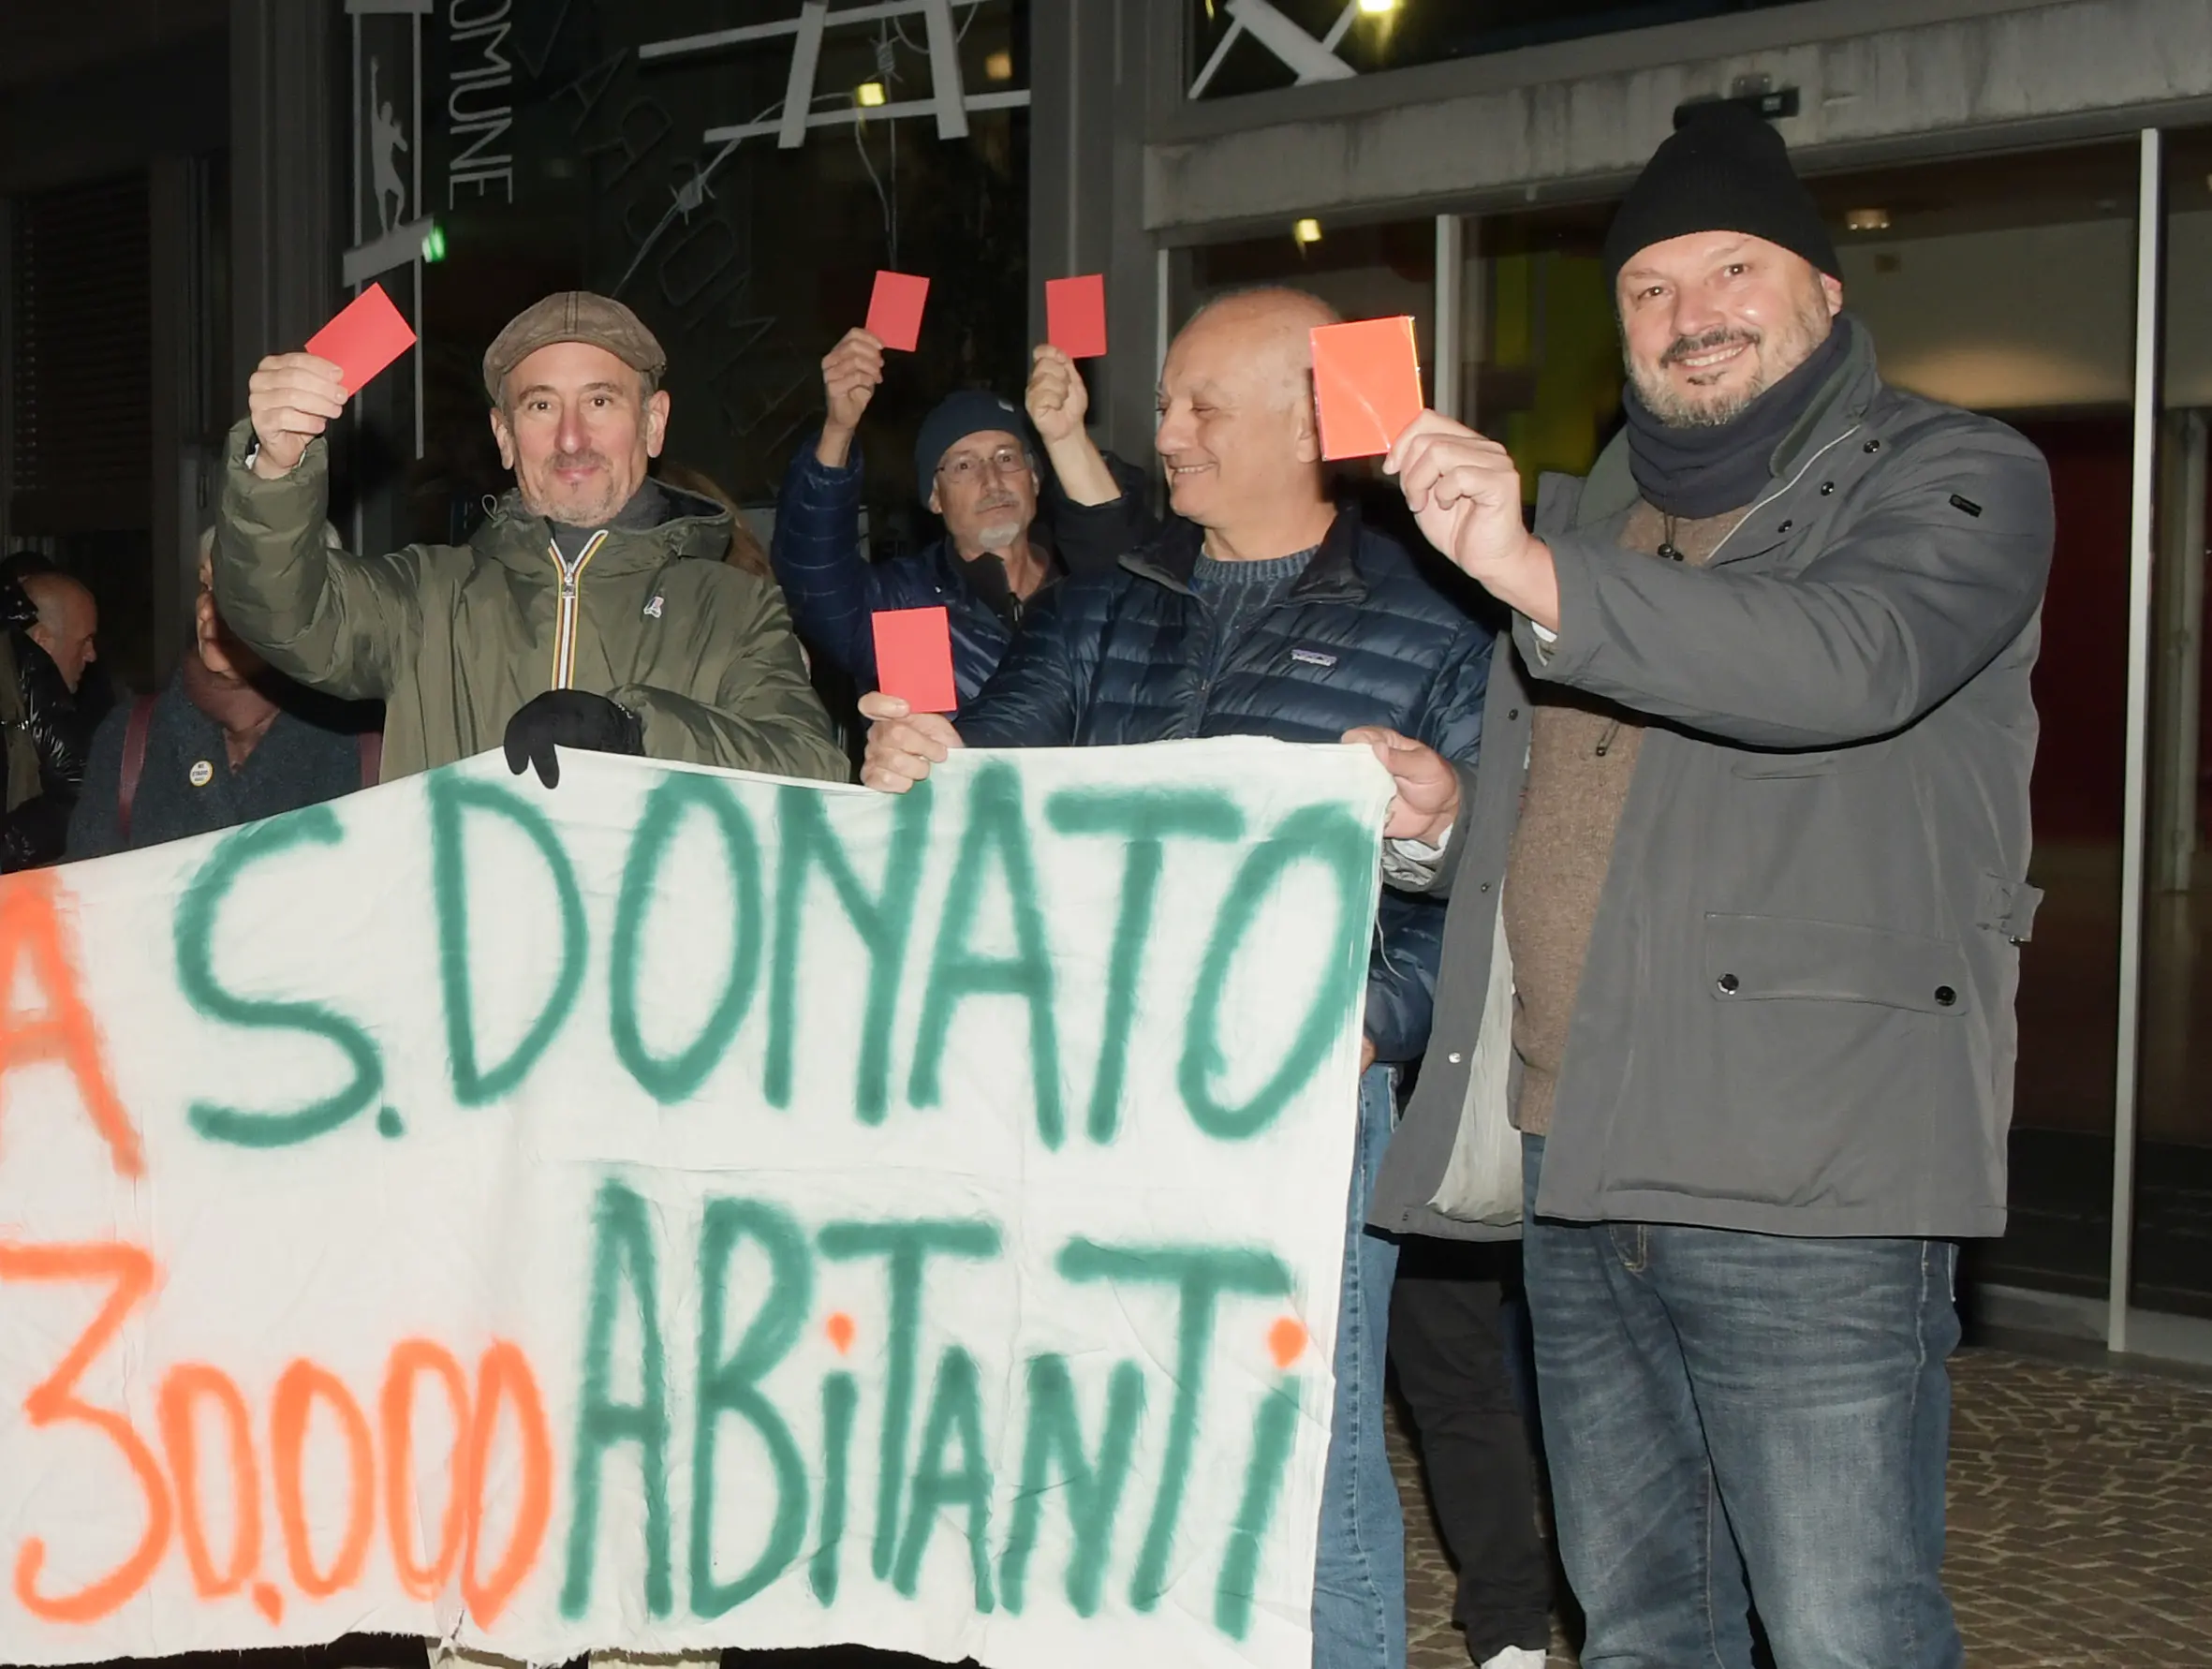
[1027,0,1181,465]
[2109,126,2164,1355]
[150,155,220,683]
[230,0,340,411]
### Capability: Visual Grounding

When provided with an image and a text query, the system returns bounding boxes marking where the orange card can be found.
[1046,274,1109,359]
[866,271,930,352]
[304,282,418,395]
[1310,317,1424,461]
[872,606,957,713]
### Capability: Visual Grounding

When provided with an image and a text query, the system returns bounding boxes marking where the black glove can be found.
[502,689,644,789]
[0,795,70,873]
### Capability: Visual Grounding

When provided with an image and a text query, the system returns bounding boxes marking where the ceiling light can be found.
[1843,207,1891,232]
[984,49,1013,81]
[1293,217,1322,245]
[855,81,887,108]
[1357,0,1399,13]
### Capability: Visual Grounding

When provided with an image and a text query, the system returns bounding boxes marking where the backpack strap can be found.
[358,730,383,790]
[118,694,157,845]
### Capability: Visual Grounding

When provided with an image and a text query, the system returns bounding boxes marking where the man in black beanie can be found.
[772,332,1086,711]
[1351,103,2055,1668]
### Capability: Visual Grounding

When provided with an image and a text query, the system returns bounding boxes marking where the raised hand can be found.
[1025,343,1119,506]
[1025,344,1088,447]
[246,353,348,480]
[1385,411,1560,630]
[817,329,886,466]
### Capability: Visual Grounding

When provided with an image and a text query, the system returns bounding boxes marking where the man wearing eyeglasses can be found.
[772,330,1089,706]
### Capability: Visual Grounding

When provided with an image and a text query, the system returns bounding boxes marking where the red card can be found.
[866,271,930,352]
[1310,317,1424,461]
[304,282,418,395]
[873,606,957,713]
[1046,274,1108,359]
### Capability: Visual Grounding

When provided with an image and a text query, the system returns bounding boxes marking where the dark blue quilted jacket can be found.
[772,434,1081,706]
[958,498,1495,1062]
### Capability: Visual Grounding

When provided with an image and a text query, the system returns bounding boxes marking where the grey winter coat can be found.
[1370,319,2055,1242]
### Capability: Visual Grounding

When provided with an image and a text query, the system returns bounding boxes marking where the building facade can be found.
[1026,0,2212,1356]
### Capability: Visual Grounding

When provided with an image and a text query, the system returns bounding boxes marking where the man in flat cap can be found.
[1351,106,2055,1665]
[217,290,846,788]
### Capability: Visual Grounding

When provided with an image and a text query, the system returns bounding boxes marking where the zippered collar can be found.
[474,481,734,579]
[1572,313,1881,533]
[1121,501,1368,601]
[922,535,1065,624]
[546,529,607,689]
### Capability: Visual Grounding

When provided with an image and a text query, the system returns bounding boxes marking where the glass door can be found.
[2128,127,2212,1332]
[1187,138,2166,1331]
[1443,142,2151,1314]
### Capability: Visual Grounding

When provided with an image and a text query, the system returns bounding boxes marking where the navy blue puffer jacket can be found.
[774,434,1103,706]
[772,438,1016,704]
[957,500,1495,1062]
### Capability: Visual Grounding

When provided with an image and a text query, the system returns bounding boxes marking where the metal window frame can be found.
[2110,127,2162,1354]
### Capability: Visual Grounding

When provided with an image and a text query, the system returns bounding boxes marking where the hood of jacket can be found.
[470,480,737,581]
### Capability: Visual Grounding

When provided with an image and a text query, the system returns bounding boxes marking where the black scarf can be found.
[550,479,670,564]
[1623,318,1851,519]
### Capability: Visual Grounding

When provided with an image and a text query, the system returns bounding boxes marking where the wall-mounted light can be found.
[984,49,1013,81]
[1293,217,1323,245]
[1843,207,1891,232]
[420,221,447,263]
[856,81,887,108]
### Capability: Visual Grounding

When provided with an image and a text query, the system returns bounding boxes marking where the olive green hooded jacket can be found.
[212,419,847,785]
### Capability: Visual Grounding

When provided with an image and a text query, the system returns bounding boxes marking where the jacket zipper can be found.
[1703,423,1863,569]
[548,530,609,690]
[1584,424,1862,759]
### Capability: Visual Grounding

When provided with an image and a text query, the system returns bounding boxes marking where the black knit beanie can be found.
[914,389,1032,502]
[1601,103,1840,294]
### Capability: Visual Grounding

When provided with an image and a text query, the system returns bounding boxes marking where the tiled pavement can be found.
[1399,1348,2212,1669]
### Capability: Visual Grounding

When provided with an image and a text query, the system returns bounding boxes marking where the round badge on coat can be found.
[188,760,214,788]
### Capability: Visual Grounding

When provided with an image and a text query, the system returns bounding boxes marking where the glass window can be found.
[1797,142,2146,1307]
[1190,215,1437,377]
[1189,0,1812,100]
[2137,125,2212,1321]
[1441,141,2145,1306]
[399,0,1028,554]
[1454,203,1620,502]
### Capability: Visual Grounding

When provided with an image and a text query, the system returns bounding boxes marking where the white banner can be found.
[0,739,1386,1669]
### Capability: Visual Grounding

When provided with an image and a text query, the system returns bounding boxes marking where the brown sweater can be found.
[1502,499,1750,1136]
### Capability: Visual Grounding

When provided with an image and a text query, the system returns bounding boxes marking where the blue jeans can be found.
[1311,1065,1407,1669]
[1520,1135,1961,1669]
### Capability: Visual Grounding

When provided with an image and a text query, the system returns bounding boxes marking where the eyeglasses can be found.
[936,446,1030,486]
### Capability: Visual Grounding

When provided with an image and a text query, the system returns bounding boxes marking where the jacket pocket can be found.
[1726,733,1895,780]
[1651,913,1984,1212]
[1703,913,1971,1016]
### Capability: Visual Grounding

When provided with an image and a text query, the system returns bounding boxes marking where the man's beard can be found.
[1627,294,1833,429]
[527,451,623,524]
[966,494,1024,552]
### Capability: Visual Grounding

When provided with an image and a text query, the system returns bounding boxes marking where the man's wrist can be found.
[1042,432,1120,508]
[815,422,857,468]
[243,433,299,481]
[1470,534,1559,633]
